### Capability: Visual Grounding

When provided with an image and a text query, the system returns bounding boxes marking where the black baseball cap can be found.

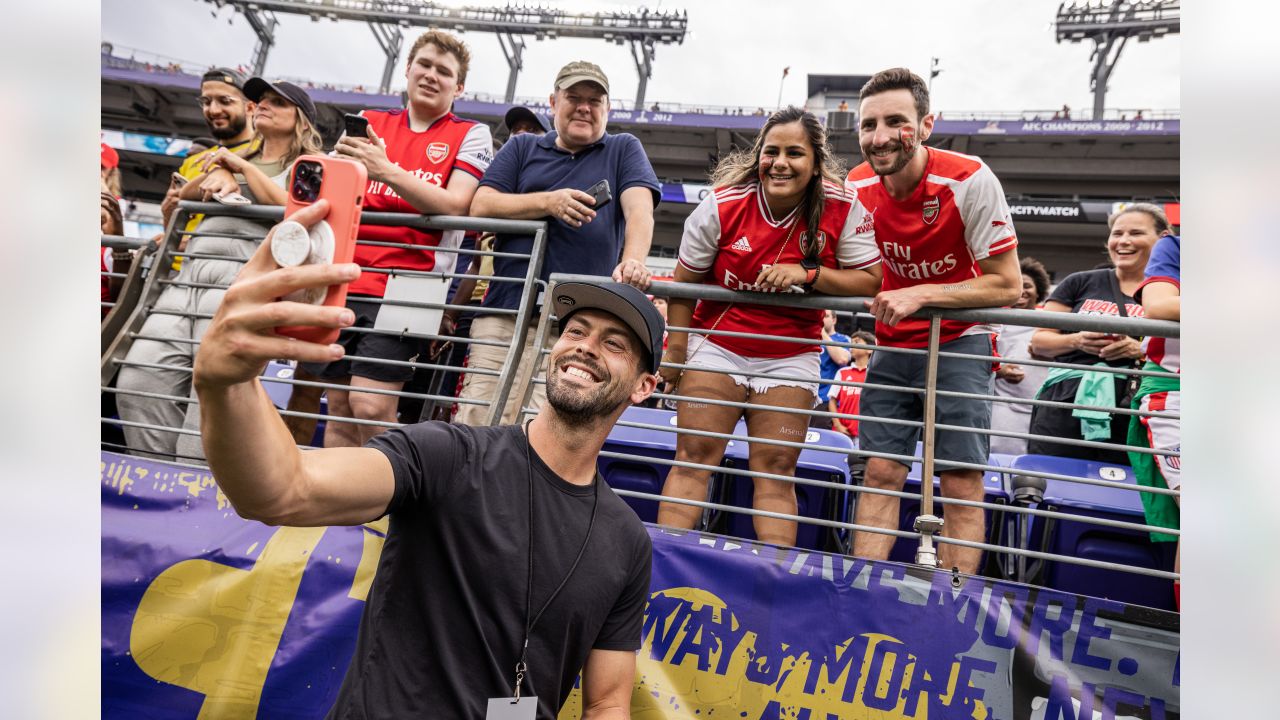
[503,106,550,134]
[201,67,248,90]
[553,282,666,375]
[244,77,319,127]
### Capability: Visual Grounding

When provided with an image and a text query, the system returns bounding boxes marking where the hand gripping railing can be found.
[101,201,548,462]
[535,274,1180,594]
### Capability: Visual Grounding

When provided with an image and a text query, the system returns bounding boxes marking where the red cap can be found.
[101,143,119,169]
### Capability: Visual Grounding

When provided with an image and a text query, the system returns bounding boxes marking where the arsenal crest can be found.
[426,142,450,164]
[922,196,940,225]
[800,230,827,255]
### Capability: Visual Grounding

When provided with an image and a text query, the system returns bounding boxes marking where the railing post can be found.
[914,314,944,568]
[101,206,194,386]
[484,225,548,426]
[513,280,559,426]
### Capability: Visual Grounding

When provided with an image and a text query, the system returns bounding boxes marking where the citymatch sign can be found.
[102,452,1179,719]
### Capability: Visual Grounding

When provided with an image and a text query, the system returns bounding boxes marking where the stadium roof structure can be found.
[202,0,687,106]
[1055,0,1180,120]
[102,52,1179,275]
[806,74,873,100]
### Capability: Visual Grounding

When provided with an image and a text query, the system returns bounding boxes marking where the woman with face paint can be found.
[656,106,883,547]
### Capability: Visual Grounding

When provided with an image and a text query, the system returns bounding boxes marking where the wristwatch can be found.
[801,257,821,291]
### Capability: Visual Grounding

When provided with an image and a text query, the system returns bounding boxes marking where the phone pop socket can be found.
[273,219,338,305]
[271,221,313,268]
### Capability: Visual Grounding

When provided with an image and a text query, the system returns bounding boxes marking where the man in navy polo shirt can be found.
[462,60,661,425]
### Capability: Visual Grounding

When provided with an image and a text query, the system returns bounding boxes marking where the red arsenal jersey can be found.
[831,365,869,435]
[349,110,493,297]
[846,148,1017,348]
[677,180,879,358]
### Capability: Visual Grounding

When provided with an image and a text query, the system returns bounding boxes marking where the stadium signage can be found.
[102,451,1180,719]
[1007,200,1084,222]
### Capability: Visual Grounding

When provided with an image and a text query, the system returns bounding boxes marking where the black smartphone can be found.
[586,178,612,210]
[343,113,371,139]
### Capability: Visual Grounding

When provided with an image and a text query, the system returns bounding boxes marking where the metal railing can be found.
[518,274,1180,601]
[101,206,1182,607]
[100,234,158,359]
[101,200,547,462]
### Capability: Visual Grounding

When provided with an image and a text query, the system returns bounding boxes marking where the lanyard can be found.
[512,421,600,700]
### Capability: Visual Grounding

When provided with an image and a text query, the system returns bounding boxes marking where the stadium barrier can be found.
[523,273,1181,608]
[101,233,157,360]
[100,206,1181,609]
[102,449,1180,718]
[100,201,547,461]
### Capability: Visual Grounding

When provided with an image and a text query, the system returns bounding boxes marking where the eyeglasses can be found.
[197,95,243,109]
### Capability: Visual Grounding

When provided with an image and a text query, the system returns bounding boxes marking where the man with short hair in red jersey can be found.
[299,30,493,447]
[845,68,1022,574]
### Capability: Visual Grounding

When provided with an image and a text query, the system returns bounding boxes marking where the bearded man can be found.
[192,199,662,718]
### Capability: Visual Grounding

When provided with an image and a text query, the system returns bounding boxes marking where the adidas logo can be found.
[730,236,752,252]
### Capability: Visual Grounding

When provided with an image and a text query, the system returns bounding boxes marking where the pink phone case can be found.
[275,155,367,345]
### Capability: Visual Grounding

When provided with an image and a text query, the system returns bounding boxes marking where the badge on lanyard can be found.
[485,696,537,720]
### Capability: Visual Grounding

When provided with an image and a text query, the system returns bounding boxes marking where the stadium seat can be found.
[717,423,855,552]
[260,362,326,447]
[261,361,297,410]
[1010,454,1176,611]
[886,446,1012,569]
[598,406,689,523]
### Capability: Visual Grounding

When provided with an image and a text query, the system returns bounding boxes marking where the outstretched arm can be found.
[194,200,395,527]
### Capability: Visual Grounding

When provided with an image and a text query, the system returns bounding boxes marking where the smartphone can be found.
[274,155,367,345]
[343,113,371,139]
[170,172,189,188]
[586,178,612,210]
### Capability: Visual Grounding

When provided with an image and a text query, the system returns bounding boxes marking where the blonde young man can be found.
[297,31,494,447]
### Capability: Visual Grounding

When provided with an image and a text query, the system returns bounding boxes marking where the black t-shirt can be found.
[326,423,652,720]
[1045,268,1144,368]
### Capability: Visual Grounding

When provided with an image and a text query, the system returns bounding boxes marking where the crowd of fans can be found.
[102,39,1179,583]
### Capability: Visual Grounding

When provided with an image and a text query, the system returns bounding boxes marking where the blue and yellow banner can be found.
[102,452,1179,718]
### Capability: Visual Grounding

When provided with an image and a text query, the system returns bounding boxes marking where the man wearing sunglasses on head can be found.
[159,68,259,254]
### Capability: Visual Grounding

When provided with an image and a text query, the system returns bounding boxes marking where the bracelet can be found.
[803,264,822,292]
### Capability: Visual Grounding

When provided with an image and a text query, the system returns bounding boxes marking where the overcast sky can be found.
[102,0,1180,114]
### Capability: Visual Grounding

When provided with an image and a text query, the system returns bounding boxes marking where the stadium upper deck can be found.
[101,48,1179,275]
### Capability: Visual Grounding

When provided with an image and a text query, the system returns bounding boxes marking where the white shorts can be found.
[1139,390,1181,491]
[685,334,820,398]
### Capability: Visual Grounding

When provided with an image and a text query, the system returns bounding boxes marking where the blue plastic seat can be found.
[598,406,686,522]
[717,422,855,551]
[886,446,1012,568]
[1010,454,1175,611]
[260,361,326,447]
[261,361,296,409]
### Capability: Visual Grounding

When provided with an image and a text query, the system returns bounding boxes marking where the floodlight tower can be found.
[204,1,688,105]
[1055,0,1180,120]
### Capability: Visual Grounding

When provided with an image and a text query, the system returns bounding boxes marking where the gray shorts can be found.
[858,333,995,468]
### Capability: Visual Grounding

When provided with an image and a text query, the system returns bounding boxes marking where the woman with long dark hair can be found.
[656,106,882,546]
